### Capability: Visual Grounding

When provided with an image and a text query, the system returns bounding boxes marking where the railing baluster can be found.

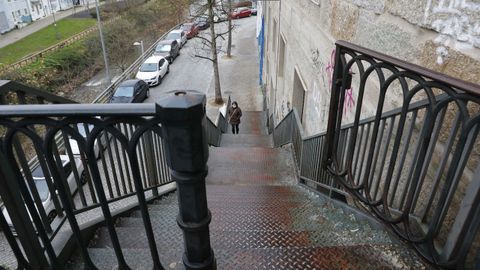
[374,116,397,203]
[420,111,462,222]
[388,111,415,206]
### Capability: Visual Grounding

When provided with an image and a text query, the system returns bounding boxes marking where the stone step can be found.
[220,134,273,147]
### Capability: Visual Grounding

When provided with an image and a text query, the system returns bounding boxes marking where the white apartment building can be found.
[1,0,77,34]
[0,0,31,33]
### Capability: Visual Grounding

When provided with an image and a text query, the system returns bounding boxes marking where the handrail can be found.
[322,40,480,268]
[0,91,215,269]
[336,40,480,96]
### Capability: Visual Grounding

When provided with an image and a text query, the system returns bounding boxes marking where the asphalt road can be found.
[143,16,256,103]
[144,36,215,103]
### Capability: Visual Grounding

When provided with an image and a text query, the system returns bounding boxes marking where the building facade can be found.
[0,0,31,33]
[1,0,77,34]
[260,0,480,136]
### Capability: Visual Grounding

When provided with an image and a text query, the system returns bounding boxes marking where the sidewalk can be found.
[0,2,95,49]
[206,16,263,119]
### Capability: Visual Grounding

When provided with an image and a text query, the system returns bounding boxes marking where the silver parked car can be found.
[1,155,85,228]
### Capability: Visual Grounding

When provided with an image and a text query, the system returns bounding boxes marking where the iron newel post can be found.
[158,91,217,270]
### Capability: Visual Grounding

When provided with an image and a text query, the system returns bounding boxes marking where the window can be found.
[12,12,15,18]
[278,35,286,77]
[17,10,21,16]
[159,59,165,67]
[24,9,28,15]
[292,68,307,123]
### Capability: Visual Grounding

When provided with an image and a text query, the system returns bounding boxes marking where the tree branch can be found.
[194,54,214,62]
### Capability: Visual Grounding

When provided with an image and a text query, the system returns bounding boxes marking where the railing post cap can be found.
[157,90,206,122]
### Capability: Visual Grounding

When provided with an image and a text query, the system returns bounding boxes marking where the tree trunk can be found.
[227,0,232,57]
[208,0,223,104]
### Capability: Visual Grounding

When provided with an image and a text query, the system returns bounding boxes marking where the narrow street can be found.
[145,16,262,115]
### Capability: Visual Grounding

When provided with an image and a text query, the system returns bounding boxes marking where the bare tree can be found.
[191,0,235,104]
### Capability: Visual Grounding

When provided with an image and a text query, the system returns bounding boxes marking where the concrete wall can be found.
[262,0,480,136]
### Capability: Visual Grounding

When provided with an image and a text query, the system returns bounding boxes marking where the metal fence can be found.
[0,90,214,269]
[271,40,480,268]
[321,40,480,268]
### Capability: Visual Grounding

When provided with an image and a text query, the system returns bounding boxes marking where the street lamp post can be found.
[94,0,111,85]
[133,41,145,56]
[47,0,60,40]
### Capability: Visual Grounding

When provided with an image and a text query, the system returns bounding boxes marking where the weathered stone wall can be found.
[262,1,480,263]
[263,0,480,135]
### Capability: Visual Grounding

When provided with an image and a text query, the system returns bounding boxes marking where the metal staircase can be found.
[67,111,427,269]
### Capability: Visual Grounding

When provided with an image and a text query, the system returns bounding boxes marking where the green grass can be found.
[0,18,96,65]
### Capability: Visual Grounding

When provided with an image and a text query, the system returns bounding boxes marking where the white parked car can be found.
[68,123,107,159]
[135,55,170,86]
[166,29,187,48]
[1,155,85,228]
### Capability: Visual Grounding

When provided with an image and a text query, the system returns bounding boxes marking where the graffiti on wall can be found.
[325,49,356,113]
[424,0,480,64]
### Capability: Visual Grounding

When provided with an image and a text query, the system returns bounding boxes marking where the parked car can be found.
[68,123,108,160]
[251,7,257,16]
[230,7,252,19]
[213,9,228,22]
[1,155,85,226]
[154,39,180,63]
[109,79,150,103]
[166,29,187,48]
[180,23,199,39]
[195,15,210,30]
[135,55,170,87]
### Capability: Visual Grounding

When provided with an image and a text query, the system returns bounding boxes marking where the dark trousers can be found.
[231,124,239,134]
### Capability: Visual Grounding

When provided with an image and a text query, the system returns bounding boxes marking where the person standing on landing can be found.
[228,101,242,134]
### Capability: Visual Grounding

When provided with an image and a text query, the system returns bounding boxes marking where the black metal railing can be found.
[205,96,231,146]
[0,89,216,269]
[321,40,480,268]
[272,109,346,198]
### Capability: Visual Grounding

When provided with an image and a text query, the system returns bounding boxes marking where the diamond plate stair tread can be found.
[72,110,427,269]
[225,111,267,135]
[207,147,297,186]
[85,245,426,270]
[220,134,273,147]
[90,223,393,251]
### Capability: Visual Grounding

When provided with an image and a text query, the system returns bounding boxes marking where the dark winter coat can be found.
[228,107,242,125]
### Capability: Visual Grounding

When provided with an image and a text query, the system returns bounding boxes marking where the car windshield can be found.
[114,86,134,97]
[139,63,158,72]
[167,32,180,40]
[156,44,171,52]
[30,166,49,202]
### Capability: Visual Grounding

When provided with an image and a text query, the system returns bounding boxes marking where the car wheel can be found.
[158,75,163,85]
[146,89,150,98]
[47,211,57,223]
[167,65,170,74]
